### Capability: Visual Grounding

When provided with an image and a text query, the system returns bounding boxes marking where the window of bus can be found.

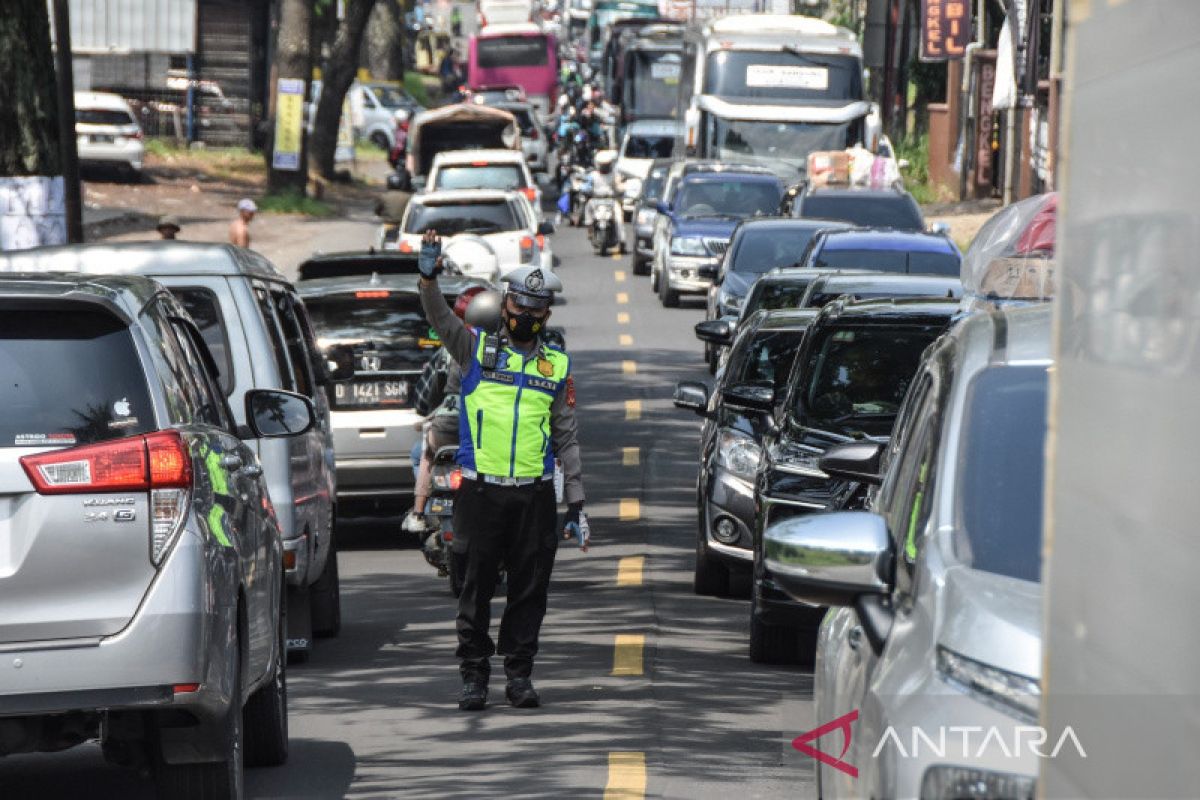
[704,51,862,102]
[478,36,548,68]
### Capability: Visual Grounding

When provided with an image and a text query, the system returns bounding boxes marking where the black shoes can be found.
[458,680,488,711]
[505,678,540,709]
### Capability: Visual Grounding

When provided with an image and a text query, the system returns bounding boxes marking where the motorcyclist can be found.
[582,149,626,252]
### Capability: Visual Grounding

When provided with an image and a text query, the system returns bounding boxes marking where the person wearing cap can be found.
[230,198,257,248]
[156,214,181,240]
[417,229,586,712]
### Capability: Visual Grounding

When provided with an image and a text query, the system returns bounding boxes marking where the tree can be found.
[0,1,68,249]
[364,0,406,82]
[267,0,314,196]
[310,0,380,178]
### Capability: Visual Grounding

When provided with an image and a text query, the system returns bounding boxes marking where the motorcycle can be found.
[588,186,619,255]
[422,445,466,597]
[567,167,588,227]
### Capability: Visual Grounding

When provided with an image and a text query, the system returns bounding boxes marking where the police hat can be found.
[502,266,562,310]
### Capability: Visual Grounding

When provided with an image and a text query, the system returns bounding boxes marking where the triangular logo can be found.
[791,709,859,778]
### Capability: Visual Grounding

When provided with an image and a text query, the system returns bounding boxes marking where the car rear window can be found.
[76,108,136,126]
[625,135,674,159]
[731,227,825,274]
[742,277,819,316]
[478,35,549,68]
[0,308,155,447]
[403,200,520,235]
[800,195,924,230]
[811,248,961,276]
[435,164,527,192]
[305,293,432,342]
[172,288,234,395]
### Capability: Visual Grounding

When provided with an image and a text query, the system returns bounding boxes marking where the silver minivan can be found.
[765,305,1052,799]
[0,243,342,663]
[0,272,313,796]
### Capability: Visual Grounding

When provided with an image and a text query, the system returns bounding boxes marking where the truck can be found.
[680,14,880,182]
[617,23,690,128]
[587,0,661,71]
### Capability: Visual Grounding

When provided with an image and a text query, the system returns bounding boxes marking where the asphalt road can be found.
[0,217,819,799]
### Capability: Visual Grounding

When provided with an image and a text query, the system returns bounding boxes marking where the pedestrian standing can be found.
[156,214,181,240]
[229,198,256,248]
[417,229,588,711]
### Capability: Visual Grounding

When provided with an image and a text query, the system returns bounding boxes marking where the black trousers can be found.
[452,477,558,682]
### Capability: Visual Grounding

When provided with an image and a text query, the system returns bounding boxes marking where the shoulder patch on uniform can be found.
[566,375,576,407]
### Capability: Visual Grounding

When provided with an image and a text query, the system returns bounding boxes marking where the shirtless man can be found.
[229,198,256,248]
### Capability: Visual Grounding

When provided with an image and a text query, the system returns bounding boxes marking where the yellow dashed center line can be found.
[622,446,640,466]
[619,498,640,521]
[619,333,634,346]
[624,399,641,420]
[612,634,645,676]
[604,751,647,800]
[615,270,627,282]
[616,292,629,304]
[617,312,630,324]
[617,556,644,587]
[622,360,637,375]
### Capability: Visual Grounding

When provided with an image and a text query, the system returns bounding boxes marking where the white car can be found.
[74,92,145,175]
[616,119,679,214]
[427,149,544,220]
[494,101,550,175]
[396,189,554,281]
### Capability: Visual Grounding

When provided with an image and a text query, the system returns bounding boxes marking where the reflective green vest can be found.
[459,333,570,478]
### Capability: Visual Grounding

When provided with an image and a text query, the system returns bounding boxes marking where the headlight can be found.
[937,646,1040,723]
[671,236,707,257]
[718,290,744,314]
[716,429,762,481]
[635,208,655,226]
[920,766,1035,800]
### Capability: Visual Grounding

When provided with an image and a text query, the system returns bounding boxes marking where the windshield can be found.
[798,324,941,437]
[812,247,961,276]
[624,135,675,159]
[733,330,806,394]
[627,51,682,118]
[403,201,519,234]
[743,277,818,317]
[434,164,527,191]
[642,170,667,200]
[0,308,155,447]
[956,365,1048,583]
[799,195,924,230]
[76,108,136,126]
[731,227,825,275]
[709,117,856,173]
[369,85,412,109]
[676,178,782,218]
[478,36,549,68]
[704,50,863,102]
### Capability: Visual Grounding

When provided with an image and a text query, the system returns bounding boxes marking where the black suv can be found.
[748,297,959,664]
[781,183,926,231]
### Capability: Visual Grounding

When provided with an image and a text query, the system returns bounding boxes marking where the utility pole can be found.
[51,0,82,243]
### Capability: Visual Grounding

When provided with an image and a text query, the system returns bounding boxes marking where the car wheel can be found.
[650,261,660,293]
[370,131,390,151]
[152,637,244,799]
[632,251,648,276]
[310,532,341,639]
[658,268,679,307]
[694,530,730,597]
[749,589,801,665]
[244,596,288,767]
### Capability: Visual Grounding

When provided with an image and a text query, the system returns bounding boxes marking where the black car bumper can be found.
[703,467,756,568]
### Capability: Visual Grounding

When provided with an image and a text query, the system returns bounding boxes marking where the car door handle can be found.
[847,625,864,651]
[220,454,244,472]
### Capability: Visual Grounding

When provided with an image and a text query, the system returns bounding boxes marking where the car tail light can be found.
[132,129,144,140]
[398,241,414,253]
[521,187,538,202]
[535,233,545,250]
[173,683,201,695]
[356,290,390,299]
[520,236,535,263]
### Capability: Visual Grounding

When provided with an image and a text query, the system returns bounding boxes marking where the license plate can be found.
[89,134,115,144]
[333,379,409,407]
[429,498,454,515]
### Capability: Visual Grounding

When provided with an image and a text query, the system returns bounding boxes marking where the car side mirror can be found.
[929,221,951,236]
[698,262,718,279]
[324,344,356,382]
[721,383,774,413]
[655,199,672,216]
[244,389,317,438]
[693,319,733,345]
[763,511,892,607]
[537,220,556,235]
[819,441,885,485]
[673,380,710,415]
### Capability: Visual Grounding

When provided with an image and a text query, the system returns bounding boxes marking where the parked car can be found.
[0,272,305,793]
[630,158,672,275]
[0,243,342,663]
[74,91,145,176]
[799,272,963,308]
[784,183,926,231]
[309,80,425,150]
[703,218,853,370]
[766,305,1053,800]
[800,228,962,276]
[398,189,555,278]
[651,162,785,307]
[427,148,544,221]
[615,119,679,213]
[674,308,820,596]
[295,251,487,511]
[749,297,959,664]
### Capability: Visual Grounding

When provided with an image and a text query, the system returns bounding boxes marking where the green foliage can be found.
[895,134,939,205]
[404,72,431,107]
[258,189,334,216]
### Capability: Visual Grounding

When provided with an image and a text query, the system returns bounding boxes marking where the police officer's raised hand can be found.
[419,229,443,280]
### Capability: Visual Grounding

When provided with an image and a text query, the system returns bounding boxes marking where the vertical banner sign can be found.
[272,78,306,171]
[921,0,970,61]
[335,95,356,165]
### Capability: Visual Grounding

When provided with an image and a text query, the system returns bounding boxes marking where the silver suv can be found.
[765,305,1052,799]
[0,272,315,797]
[0,243,341,662]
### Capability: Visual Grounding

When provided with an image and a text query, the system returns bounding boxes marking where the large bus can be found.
[619,24,689,127]
[587,0,661,71]
[681,14,879,180]
[467,24,559,118]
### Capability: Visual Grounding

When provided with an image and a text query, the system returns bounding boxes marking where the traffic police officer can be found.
[417,230,587,711]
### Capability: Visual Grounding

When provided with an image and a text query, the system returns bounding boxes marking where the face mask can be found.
[505,310,544,342]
